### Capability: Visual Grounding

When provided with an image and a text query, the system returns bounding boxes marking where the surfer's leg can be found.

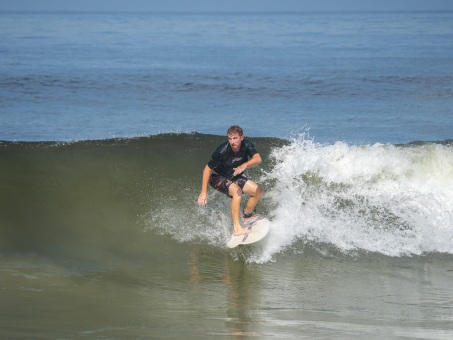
[242,180,264,216]
[229,183,250,235]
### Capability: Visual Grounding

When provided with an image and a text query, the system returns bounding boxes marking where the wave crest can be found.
[261,136,453,258]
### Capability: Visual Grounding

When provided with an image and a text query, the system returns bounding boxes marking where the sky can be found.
[1,0,453,12]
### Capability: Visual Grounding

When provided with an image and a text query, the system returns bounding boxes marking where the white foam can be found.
[257,137,453,260]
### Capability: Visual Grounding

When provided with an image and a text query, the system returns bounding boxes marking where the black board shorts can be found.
[209,173,249,198]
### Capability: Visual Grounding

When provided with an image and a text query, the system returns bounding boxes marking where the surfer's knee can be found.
[229,183,242,199]
[255,185,264,199]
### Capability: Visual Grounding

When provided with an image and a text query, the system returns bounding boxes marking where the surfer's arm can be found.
[233,153,262,177]
[197,164,211,206]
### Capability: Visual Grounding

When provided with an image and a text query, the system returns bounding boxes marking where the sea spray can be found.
[144,189,232,247]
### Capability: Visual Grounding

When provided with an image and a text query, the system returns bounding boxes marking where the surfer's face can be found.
[228,133,244,153]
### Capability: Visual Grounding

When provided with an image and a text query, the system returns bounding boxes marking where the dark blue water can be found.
[1,11,452,143]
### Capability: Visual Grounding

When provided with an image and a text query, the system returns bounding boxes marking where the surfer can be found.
[197,125,264,236]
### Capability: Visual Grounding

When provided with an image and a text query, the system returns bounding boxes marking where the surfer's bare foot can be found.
[233,227,251,236]
[242,213,263,225]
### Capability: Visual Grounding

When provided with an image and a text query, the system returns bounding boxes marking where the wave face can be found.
[1,134,452,263]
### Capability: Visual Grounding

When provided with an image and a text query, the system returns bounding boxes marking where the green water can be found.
[2,248,453,339]
[1,134,453,338]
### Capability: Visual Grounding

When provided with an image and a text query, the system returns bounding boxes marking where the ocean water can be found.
[1,11,452,143]
[1,11,453,339]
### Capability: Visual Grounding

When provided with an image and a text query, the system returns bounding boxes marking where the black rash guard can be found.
[207,139,259,180]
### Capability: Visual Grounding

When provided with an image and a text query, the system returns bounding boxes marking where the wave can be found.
[261,135,453,260]
[1,133,452,264]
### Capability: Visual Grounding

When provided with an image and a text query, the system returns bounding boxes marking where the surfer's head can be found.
[227,125,243,137]
[227,125,244,152]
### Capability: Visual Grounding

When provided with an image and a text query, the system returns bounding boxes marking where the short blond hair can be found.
[227,125,243,136]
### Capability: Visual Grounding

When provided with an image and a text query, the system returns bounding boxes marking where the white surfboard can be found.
[227,217,271,249]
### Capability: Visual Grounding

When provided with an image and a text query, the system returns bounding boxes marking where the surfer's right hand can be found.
[197,193,208,207]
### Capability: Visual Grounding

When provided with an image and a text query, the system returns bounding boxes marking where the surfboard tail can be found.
[227,218,271,248]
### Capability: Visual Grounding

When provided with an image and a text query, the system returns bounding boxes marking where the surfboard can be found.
[227,217,271,249]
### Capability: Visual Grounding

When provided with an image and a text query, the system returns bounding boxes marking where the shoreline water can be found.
[2,245,453,338]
